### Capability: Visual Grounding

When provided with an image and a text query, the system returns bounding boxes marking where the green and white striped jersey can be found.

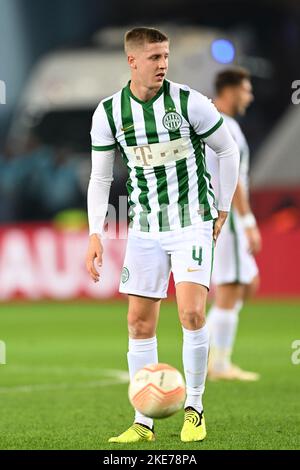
[91,79,223,233]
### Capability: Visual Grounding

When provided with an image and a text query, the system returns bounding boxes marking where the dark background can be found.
[0,0,299,222]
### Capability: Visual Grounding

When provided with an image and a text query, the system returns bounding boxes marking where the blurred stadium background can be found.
[0,0,299,450]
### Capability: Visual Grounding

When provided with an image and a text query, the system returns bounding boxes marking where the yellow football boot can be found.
[108,423,155,443]
[180,407,206,442]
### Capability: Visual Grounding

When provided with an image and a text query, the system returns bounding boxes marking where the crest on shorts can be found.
[121,267,130,283]
[163,111,182,132]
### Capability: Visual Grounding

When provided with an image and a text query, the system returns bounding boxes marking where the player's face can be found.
[234,79,254,115]
[130,41,169,90]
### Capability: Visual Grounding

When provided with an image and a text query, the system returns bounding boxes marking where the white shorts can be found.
[119,221,214,299]
[212,211,258,286]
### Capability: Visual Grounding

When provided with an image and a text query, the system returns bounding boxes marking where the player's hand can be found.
[213,210,228,244]
[245,226,262,254]
[86,234,103,282]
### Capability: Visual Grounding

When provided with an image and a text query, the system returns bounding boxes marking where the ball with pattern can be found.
[128,363,186,419]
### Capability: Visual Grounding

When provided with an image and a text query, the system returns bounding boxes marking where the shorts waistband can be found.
[128,220,213,239]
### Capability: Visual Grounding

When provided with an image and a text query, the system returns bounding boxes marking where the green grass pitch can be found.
[0,300,299,450]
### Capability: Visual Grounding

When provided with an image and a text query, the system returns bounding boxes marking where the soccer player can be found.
[206,68,262,381]
[86,27,239,443]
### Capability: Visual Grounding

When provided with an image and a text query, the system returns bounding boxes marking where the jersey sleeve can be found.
[188,89,223,138]
[203,123,239,212]
[90,101,117,151]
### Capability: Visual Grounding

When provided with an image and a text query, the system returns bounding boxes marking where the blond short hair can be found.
[124,27,168,54]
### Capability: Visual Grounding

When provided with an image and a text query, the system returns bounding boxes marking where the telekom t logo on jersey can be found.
[134,145,153,166]
[133,145,180,167]
[0,80,6,104]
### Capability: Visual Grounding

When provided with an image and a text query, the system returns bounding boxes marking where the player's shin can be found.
[208,306,239,372]
[127,336,158,429]
[182,325,209,413]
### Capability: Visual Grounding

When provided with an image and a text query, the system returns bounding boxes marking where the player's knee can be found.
[245,274,260,300]
[179,306,205,330]
[127,313,155,338]
[252,275,260,294]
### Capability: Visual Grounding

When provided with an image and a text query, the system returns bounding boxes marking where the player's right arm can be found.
[86,101,117,282]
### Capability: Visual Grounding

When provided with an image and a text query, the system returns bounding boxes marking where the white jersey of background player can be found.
[205,68,262,381]
[207,114,249,199]
[86,28,239,443]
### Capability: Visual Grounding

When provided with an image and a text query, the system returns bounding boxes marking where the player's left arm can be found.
[203,125,239,242]
[188,90,239,242]
[232,181,262,254]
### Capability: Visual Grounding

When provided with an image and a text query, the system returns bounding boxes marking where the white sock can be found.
[234,300,243,315]
[127,336,158,429]
[206,304,218,336]
[209,306,239,372]
[207,300,243,335]
[182,325,209,414]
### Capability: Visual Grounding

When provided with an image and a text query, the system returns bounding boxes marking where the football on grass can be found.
[128,363,186,419]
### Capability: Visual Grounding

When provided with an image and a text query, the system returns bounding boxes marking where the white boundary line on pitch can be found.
[0,368,129,394]
[3,366,129,378]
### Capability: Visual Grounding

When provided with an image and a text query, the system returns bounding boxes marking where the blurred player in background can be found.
[86,27,239,443]
[206,68,262,381]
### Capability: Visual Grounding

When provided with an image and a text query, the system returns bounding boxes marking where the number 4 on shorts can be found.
[192,246,202,265]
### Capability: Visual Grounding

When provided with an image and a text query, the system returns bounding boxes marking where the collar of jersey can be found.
[125,80,166,107]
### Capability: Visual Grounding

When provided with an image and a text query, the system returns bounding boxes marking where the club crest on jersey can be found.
[162,111,182,132]
[121,267,130,283]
